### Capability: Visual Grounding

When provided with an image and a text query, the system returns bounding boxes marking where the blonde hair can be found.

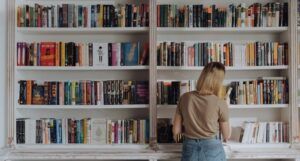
[196,62,225,97]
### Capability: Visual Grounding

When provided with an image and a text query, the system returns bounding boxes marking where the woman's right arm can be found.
[220,121,231,142]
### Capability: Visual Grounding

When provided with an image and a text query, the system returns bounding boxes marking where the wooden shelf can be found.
[157,27,288,34]
[157,104,288,109]
[16,27,149,34]
[16,66,149,71]
[157,66,288,71]
[16,104,149,109]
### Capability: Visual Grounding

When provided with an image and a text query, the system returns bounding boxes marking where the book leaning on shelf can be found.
[157,77,288,105]
[17,42,149,66]
[16,118,149,144]
[157,2,288,27]
[17,3,149,27]
[18,80,149,105]
[157,42,288,67]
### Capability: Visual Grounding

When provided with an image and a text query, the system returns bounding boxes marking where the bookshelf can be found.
[4,0,300,160]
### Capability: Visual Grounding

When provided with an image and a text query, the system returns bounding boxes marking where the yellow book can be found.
[121,6,126,27]
[61,42,65,66]
[72,81,76,105]
[274,42,278,65]
[99,5,103,27]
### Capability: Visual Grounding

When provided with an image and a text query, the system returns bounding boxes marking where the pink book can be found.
[112,43,118,66]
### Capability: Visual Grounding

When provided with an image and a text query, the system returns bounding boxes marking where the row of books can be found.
[157,80,196,105]
[157,77,288,105]
[17,42,149,67]
[157,118,181,143]
[18,80,149,105]
[17,4,149,28]
[157,3,288,27]
[157,42,288,67]
[241,122,289,144]
[229,78,288,105]
[16,118,149,144]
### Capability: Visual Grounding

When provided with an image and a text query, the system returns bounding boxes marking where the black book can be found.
[19,80,27,105]
[108,43,112,66]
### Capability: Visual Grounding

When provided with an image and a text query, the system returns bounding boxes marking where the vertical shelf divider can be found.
[149,0,158,150]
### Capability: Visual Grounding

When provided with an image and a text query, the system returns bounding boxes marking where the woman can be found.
[173,62,231,161]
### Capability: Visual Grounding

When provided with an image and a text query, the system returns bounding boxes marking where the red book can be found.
[40,42,56,66]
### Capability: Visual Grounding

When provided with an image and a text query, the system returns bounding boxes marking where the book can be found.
[17,41,149,67]
[16,118,149,144]
[19,80,149,105]
[157,41,288,67]
[157,3,288,27]
[93,43,108,66]
[40,42,56,66]
[122,42,140,66]
[17,3,149,28]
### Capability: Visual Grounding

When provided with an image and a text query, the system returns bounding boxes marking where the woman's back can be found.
[177,91,228,139]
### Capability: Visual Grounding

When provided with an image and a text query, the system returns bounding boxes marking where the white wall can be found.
[0,0,7,149]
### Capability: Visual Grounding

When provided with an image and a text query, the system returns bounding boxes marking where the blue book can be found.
[76,120,81,143]
[122,42,140,66]
[194,44,199,66]
[56,119,61,144]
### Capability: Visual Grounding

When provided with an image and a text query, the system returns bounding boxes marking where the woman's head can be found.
[196,62,225,96]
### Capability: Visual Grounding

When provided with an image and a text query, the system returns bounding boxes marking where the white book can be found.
[275,122,279,143]
[118,120,121,144]
[122,120,125,143]
[111,122,115,144]
[87,5,91,28]
[87,118,92,144]
[241,122,250,143]
[54,5,58,27]
[116,43,121,66]
[93,43,108,66]
[61,118,66,144]
[189,5,193,27]
[257,122,264,143]
[91,118,106,144]
[25,119,36,144]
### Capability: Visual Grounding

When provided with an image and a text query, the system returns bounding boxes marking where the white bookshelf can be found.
[4,0,300,160]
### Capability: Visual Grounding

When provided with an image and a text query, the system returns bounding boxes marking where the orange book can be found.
[60,42,65,66]
[226,44,230,66]
[250,43,254,66]
[55,42,60,66]
[26,80,32,104]
[274,42,278,65]
[40,42,56,66]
